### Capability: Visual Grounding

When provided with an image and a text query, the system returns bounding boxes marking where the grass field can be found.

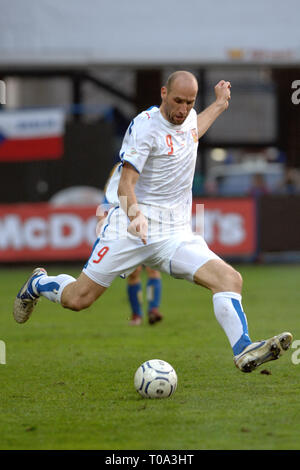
[0,263,300,450]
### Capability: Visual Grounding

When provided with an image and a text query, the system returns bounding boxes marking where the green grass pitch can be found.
[0,263,300,450]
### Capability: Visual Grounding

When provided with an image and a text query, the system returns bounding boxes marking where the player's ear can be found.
[161,86,167,100]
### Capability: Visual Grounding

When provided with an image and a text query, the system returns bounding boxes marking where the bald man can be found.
[14,71,292,373]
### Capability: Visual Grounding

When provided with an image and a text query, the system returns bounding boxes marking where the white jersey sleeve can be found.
[120,111,155,174]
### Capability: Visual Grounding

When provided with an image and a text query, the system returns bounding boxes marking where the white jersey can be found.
[105,106,199,236]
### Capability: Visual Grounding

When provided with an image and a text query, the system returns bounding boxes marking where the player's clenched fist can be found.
[128,212,148,245]
[214,80,231,109]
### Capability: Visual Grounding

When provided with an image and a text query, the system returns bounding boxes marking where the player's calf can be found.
[61,291,95,311]
[60,273,107,311]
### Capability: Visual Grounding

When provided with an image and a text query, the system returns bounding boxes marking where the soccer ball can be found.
[134,359,177,398]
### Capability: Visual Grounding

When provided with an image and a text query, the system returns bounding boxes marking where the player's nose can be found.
[179,103,187,115]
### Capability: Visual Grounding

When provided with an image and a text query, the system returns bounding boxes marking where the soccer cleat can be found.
[13,268,47,324]
[148,308,163,325]
[129,314,142,326]
[234,332,293,373]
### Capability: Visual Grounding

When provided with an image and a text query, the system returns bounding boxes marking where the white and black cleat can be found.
[234,332,293,373]
[13,268,47,324]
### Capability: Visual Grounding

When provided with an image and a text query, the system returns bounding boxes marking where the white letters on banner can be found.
[0,214,97,250]
[192,211,245,246]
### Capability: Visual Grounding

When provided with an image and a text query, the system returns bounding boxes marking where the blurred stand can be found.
[276,167,300,195]
[248,173,269,197]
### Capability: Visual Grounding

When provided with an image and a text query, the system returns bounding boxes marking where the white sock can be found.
[213,291,252,356]
[32,274,76,303]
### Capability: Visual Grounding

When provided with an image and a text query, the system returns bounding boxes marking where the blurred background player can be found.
[102,169,163,326]
[128,265,162,325]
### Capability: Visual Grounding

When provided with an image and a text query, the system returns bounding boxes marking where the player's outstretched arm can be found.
[197,80,231,139]
[118,162,148,245]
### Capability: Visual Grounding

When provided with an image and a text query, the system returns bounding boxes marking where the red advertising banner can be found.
[0,199,256,262]
[192,198,256,257]
[0,203,98,262]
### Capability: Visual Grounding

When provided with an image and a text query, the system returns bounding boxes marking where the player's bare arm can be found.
[197,80,231,139]
[118,162,148,244]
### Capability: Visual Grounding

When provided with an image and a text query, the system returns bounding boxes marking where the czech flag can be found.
[0,108,65,162]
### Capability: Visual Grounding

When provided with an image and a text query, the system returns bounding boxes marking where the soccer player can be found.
[127,266,163,325]
[13,71,292,373]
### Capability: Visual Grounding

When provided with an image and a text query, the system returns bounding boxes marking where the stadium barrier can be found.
[258,195,300,253]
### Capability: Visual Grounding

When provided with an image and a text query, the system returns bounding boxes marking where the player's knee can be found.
[227,268,243,292]
[211,265,243,293]
[145,267,161,279]
[128,266,143,283]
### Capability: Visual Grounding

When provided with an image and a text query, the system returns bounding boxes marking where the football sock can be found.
[127,282,143,317]
[147,278,162,312]
[31,274,76,303]
[212,292,252,356]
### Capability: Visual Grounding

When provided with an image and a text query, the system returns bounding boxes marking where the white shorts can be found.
[83,208,220,287]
